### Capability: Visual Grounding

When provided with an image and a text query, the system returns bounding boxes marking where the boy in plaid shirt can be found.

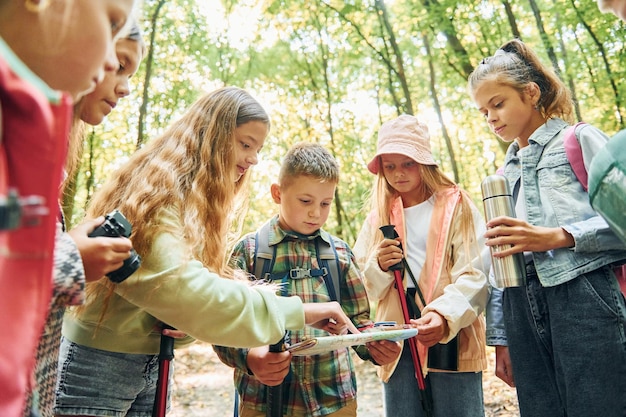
[214,142,400,417]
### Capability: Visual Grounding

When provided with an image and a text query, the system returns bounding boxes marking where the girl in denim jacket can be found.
[469,38,626,417]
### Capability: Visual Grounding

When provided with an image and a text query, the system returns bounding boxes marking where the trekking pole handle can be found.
[266,332,287,417]
[379,225,404,271]
[159,324,175,361]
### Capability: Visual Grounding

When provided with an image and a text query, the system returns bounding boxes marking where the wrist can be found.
[559,227,575,248]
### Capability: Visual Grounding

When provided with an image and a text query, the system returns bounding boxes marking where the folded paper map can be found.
[287,328,418,356]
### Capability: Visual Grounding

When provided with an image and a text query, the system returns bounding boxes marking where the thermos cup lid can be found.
[481,174,511,200]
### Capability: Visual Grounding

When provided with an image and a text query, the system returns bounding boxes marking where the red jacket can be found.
[0,43,71,417]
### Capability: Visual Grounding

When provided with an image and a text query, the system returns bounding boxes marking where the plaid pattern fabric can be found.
[23,221,85,417]
[214,216,371,416]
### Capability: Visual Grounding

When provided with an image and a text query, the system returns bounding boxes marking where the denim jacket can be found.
[486,118,626,345]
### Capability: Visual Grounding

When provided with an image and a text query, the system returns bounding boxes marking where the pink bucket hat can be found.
[367,114,437,174]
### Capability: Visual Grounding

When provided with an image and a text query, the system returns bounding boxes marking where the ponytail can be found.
[468,38,574,123]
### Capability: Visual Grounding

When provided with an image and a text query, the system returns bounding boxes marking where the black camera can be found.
[88,209,141,283]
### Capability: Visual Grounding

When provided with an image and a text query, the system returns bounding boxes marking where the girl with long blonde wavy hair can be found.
[87,86,257,276]
[56,87,358,417]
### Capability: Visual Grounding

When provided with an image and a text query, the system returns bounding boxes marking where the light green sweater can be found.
[63,208,304,354]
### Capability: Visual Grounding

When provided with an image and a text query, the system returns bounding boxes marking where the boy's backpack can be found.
[232,222,344,417]
[564,122,626,295]
[252,220,342,302]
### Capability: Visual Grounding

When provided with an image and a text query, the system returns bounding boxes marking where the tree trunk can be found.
[137,0,167,149]
[423,34,459,183]
[568,0,624,128]
[375,0,414,115]
[420,0,474,79]
[502,0,522,39]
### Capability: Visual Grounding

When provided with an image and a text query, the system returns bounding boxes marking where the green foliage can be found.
[71,0,626,244]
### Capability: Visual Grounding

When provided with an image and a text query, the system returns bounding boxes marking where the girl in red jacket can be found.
[0,1,137,415]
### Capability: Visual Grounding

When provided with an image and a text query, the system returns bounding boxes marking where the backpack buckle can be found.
[289,267,310,279]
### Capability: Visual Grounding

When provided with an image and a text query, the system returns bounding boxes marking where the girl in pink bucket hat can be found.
[354,114,489,417]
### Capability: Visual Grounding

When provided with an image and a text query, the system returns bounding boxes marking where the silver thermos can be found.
[481,175,526,287]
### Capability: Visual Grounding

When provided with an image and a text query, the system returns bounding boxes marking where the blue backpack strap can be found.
[253,220,277,281]
[254,221,342,302]
[233,392,239,417]
[315,232,342,302]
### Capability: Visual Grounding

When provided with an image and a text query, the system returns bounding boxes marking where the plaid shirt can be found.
[214,216,371,416]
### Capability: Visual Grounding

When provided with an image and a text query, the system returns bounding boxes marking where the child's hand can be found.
[309,317,349,335]
[151,324,188,339]
[68,217,134,282]
[377,238,403,272]
[485,215,574,255]
[246,346,291,386]
[411,311,448,347]
[495,345,515,387]
[162,328,188,339]
[366,340,401,365]
[303,302,360,335]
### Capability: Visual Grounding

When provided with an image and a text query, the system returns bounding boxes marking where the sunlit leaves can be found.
[71,0,625,243]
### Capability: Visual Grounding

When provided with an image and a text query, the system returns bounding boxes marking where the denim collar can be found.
[505,118,568,161]
[527,118,568,146]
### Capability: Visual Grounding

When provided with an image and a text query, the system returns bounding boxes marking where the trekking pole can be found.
[266,333,287,417]
[379,225,433,417]
[152,324,175,417]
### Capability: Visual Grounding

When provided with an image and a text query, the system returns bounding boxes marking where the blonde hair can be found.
[279,142,339,187]
[468,38,574,124]
[365,164,478,260]
[88,86,268,267]
[82,87,268,312]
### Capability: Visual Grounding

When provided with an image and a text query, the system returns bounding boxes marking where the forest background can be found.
[64,0,625,247]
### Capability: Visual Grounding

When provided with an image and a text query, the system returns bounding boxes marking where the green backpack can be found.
[588,129,626,245]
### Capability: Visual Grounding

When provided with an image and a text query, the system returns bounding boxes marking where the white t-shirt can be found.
[403,196,434,288]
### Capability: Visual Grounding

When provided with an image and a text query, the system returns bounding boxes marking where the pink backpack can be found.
[564,122,626,295]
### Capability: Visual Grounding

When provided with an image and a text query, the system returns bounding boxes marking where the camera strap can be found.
[404,259,460,371]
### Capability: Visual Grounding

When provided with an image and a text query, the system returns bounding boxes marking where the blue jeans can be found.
[503,264,626,417]
[382,347,484,417]
[54,338,171,417]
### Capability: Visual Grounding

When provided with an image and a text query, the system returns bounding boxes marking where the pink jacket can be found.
[353,187,489,381]
[0,44,71,417]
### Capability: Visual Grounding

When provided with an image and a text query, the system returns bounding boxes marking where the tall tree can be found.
[65,0,625,242]
[568,0,624,127]
[423,33,459,183]
[137,0,166,148]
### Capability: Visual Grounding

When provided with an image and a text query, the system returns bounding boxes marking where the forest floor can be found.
[168,342,520,416]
